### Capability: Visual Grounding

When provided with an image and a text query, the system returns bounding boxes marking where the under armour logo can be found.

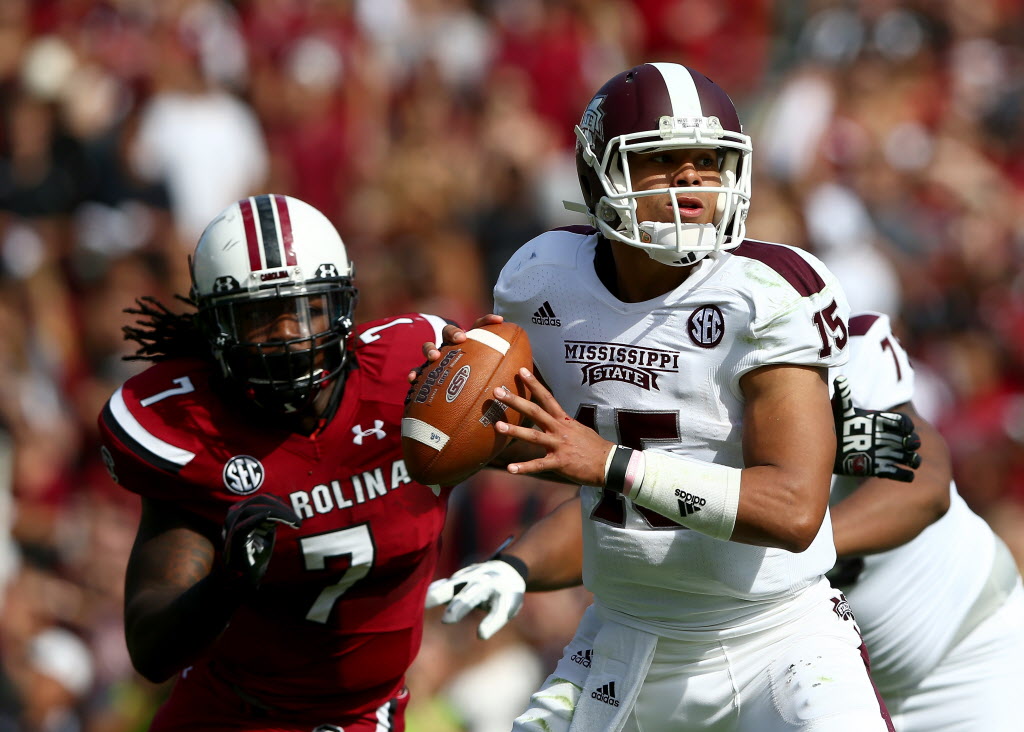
[212,275,239,293]
[352,420,386,445]
[315,263,340,279]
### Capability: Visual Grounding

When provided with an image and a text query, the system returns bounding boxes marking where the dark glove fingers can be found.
[262,513,300,529]
[227,495,301,530]
[877,462,916,483]
[832,375,854,420]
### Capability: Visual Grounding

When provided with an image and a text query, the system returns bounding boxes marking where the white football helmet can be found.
[190,194,357,413]
[569,62,753,266]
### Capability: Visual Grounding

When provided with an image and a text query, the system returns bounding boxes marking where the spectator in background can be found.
[129,19,268,263]
[18,627,94,732]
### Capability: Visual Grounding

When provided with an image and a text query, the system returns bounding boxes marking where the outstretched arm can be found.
[426,495,583,639]
[505,494,584,591]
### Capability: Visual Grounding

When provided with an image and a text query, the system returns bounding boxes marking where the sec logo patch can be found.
[223,455,265,495]
[688,305,724,348]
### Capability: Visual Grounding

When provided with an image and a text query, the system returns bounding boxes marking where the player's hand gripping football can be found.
[425,558,527,640]
[492,368,614,487]
[406,313,505,385]
[222,494,302,588]
[832,375,922,482]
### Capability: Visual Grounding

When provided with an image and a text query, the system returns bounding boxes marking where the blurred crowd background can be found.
[0,0,1022,730]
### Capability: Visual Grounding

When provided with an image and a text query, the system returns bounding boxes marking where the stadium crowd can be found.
[0,0,1021,730]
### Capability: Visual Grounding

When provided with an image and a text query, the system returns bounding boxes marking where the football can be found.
[402,322,532,487]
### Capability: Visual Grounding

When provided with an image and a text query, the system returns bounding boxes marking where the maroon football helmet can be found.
[569,63,752,266]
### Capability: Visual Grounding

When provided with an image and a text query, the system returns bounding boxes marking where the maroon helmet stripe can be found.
[628,64,672,141]
[273,194,297,266]
[730,240,827,296]
[849,313,880,336]
[254,195,282,268]
[240,198,262,270]
[688,67,742,133]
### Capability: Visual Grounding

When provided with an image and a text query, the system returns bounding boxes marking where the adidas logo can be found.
[674,488,706,517]
[570,649,592,668]
[591,681,620,707]
[531,301,561,327]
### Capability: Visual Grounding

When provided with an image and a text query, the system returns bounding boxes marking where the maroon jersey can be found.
[99,314,453,721]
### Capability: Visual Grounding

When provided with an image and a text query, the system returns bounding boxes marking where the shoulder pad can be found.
[728,239,832,297]
[500,227,596,277]
[99,360,213,474]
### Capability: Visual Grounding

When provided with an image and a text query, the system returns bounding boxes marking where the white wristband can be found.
[631,451,742,541]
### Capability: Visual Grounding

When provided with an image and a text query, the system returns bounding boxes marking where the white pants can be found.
[514,582,891,732]
[884,581,1024,732]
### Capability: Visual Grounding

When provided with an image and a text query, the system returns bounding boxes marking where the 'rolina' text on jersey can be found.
[288,459,413,518]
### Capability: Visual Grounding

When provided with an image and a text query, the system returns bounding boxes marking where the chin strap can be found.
[635,222,717,266]
[563,200,592,217]
[564,200,723,267]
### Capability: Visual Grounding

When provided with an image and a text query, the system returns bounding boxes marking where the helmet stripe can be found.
[255,194,282,268]
[273,194,297,266]
[650,62,702,117]
[240,197,263,270]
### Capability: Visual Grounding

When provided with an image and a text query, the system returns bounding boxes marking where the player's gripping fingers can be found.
[411,315,505,380]
[876,412,923,471]
[515,368,569,420]
[875,460,917,483]
[832,375,855,420]
[493,384,552,431]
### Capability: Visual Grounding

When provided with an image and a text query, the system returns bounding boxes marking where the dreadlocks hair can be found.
[123,295,212,363]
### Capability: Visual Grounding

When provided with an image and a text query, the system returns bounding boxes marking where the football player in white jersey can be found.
[828,312,1024,731]
[419,64,919,731]
[431,309,1022,731]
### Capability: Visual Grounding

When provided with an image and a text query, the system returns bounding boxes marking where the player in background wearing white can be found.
[828,311,1024,731]
[433,310,1022,731]
[421,63,920,731]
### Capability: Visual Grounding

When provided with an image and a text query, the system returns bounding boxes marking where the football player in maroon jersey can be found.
[98,194,457,731]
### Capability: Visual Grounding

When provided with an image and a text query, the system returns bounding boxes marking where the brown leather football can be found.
[402,322,532,486]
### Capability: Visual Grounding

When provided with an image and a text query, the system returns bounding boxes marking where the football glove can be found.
[425,558,527,640]
[826,556,866,588]
[832,375,922,482]
[222,494,302,588]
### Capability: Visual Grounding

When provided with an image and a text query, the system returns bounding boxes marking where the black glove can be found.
[826,557,866,588]
[832,375,922,482]
[222,494,301,588]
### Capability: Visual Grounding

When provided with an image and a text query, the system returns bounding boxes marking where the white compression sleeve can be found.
[630,450,741,540]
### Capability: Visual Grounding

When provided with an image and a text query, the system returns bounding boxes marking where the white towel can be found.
[567,616,657,732]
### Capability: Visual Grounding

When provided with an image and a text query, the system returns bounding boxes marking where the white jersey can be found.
[830,312,1003,693]
[494,228,851,635]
